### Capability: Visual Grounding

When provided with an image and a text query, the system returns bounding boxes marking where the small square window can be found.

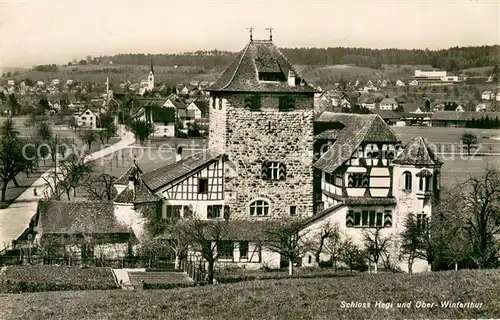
[198,178,208,194]
[290,206,297,216]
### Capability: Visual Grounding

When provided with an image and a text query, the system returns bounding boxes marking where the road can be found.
[0,132,135,251]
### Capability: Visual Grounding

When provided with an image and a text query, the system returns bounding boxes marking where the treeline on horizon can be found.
[106,45,500,71]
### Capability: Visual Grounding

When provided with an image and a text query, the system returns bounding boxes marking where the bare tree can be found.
[341,238,366,273]
[183,218,231,284]
[400,213,424,273]
[462,169,500,268]
[363,227,391,273]
[83,173,117,200]
[307,221,342,271]
[263,217,309,276]
[160,219,192,270]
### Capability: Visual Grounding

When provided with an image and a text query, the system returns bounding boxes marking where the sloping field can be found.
[1,269,499,319]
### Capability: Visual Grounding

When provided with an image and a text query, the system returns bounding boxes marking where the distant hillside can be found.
[102,45,500,72]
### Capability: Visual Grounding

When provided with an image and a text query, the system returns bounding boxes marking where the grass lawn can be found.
[1,269,499,319]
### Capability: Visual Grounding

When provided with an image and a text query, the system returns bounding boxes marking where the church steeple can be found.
[148,58,154,91]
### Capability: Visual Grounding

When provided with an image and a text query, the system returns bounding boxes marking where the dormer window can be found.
[258,72,285,82]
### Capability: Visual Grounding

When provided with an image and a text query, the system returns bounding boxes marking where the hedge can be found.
[0,265,118,293]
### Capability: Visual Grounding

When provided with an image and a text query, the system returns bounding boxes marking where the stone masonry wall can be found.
[220,93,315,219]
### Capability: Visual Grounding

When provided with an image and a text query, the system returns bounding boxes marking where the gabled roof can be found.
[371,109,400,120]
[141,151,222,191]
[166,96,186,109]
[380,98,397,105]
[190,99,209,114]
[313,113,400,173]
[392,136,442,166]
[115,163,143,185]
[208,40,316,93]
[37,201,130,234]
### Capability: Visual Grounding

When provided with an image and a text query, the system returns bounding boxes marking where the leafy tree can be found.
[8,94,18,115]
[37,97,50,115]
[131,120,154,144]
[461,132,478,156]
[79,129,97,150]
[67,116,78,131]
[98,113,117,143]
[0,119,34,201]
[37,121,53,142]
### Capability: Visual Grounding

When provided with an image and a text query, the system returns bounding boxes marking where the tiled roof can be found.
[380,98,397,105]
[141,151,222,191]
[37,201,131,234]
[115,163,143,185]
[314,129,341,140]
[371,109,400,120]
[430,111,463,121]
[114,182,159,204]
[416,168,433,177]
[303,203,345,227]
[324,191,397,206]
[208,40,316,93]
[191,99,209,114]
[314,113,400,173]
[392,136,442,166]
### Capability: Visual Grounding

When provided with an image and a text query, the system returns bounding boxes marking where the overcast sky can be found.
[1,0,499,67]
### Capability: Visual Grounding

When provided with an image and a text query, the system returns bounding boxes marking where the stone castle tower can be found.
[207,38,318,218]
[148,59,154,91]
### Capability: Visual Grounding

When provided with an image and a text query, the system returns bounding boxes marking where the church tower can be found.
[148,59,154,91]
[207,33,318,218]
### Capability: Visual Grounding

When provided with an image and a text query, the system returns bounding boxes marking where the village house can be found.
[496,92,500,102]
[395,80,405,87]
[31,201,138,262]
[186,99,209,119]
[133,98,177,138]
[7,80,15,86]
[481,91,494,100]
[357,94,377,109]
[379,97,398,111]
[74,108,98,129]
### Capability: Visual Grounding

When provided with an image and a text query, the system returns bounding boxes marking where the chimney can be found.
[288,70,296,87]
[176,146,183,162]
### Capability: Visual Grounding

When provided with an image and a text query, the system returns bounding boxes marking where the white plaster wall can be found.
[113,203,147,242]
[94,243,129,259]
[162,199,225,220]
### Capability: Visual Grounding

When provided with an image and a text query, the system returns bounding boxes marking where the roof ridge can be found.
[222,42,252,90]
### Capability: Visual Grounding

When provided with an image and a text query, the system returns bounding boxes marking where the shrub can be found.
[0,265,117,293]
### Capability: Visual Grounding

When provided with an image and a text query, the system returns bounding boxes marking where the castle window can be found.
[425,176,431,191]
[207,205,222,219]
[249,200,269,216]
[290,206,297,216]
[261,161,286,180]
[198,178,208,194]
[419,177,424,191]
[348,210,385,228]
[403,171,412,190]
[335,174,343,186]
[347,173,369,188]
[218,98,223,110]
[244,95,261,111]
[434,172,440,190]
[279,96,295,111]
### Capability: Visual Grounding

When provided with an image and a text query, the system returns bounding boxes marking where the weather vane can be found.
[265,27,273,41]
[246,27,254,41]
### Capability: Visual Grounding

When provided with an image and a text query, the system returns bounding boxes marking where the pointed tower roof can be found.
[150,59,154,74]
[208,40,317,93]
[392,136,442,166]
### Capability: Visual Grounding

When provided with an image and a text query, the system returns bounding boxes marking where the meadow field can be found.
[1,269,499,319]
[393,126,500,187]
